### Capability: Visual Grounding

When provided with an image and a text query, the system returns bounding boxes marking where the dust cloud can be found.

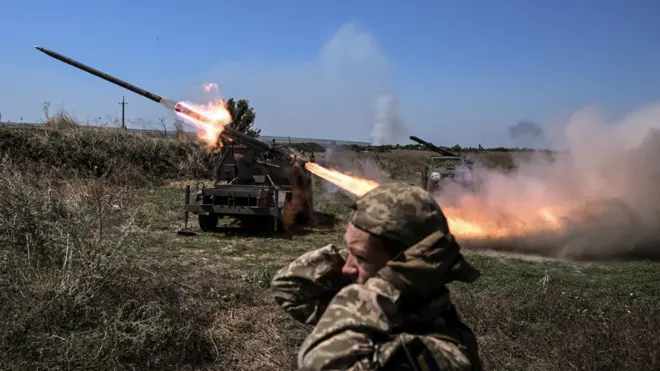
[433,103,660,261]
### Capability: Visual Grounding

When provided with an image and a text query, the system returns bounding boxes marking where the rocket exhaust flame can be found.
[173,101,232,149]
[302,162,546,239]
[304,163,379,197]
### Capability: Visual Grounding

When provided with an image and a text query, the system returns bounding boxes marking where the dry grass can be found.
[0,123,219,186]
[0,159,226,370]
[0,119,658,370]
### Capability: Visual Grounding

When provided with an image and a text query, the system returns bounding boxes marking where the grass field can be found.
[0,121,658,370]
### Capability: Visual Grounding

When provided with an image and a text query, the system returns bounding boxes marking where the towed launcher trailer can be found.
[183,181,292,233]
[181,139,314,234]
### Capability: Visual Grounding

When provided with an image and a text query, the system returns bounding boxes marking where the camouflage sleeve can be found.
[296,277,473,371]
[270,244,353,325]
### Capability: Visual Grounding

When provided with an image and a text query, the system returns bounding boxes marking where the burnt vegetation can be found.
[0,114,658,370]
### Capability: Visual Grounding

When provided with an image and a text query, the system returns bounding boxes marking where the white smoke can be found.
[202,23,392,141]
[371,92,408,145]
[435,102,660,261]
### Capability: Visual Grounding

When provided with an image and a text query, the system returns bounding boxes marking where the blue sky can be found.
[2,0,659,147]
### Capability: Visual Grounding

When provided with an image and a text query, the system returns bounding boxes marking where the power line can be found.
[119,96,128,130]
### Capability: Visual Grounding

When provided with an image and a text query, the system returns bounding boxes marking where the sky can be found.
[1,0,659,148]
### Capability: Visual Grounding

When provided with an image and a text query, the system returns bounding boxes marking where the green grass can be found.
[0,122,658,370]
[454,254,659,370]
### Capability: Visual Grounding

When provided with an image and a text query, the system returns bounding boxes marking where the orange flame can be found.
[441,204,564,239]
[173,82,232,150]
[304,162,564,239]
[304,163,379,197]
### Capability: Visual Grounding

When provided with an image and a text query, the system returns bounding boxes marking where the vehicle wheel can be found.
[199,214,219,231]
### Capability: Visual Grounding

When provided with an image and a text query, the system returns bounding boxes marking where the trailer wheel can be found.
[199,214,219,231]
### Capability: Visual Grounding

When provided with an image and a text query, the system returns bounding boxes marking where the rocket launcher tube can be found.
[35,46,164,104]
[409,135,460,157]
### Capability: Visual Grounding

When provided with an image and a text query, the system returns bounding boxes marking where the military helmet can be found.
[348,182,450,251]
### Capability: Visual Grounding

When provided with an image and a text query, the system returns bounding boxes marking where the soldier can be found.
[271,182,483,370]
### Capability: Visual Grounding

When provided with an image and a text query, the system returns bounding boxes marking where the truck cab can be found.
[421,155,475,193]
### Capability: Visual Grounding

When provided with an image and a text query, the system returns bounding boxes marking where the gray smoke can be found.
[371,92,408,145]
[433,103,660,262]
[508,120,547,147]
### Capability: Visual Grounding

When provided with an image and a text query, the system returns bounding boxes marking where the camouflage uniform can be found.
[271,182,483,371]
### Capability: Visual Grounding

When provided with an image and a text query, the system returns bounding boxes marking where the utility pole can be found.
[119,96,127,130]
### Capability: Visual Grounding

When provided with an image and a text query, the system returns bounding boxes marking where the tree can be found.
[225,98,260,138]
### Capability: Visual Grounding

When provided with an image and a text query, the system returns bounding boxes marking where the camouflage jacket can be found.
[271,244,482,371]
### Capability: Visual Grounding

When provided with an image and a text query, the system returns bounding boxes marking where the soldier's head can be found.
[341,182,450,283]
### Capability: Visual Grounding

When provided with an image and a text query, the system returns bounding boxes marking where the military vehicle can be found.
[409,135,476,193]
[183,136,315,233]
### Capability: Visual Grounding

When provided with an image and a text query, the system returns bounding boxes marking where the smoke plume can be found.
[204,23,392,141]
[508,120,546,148]
[433,102,660,261]
[371,92,408,145]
